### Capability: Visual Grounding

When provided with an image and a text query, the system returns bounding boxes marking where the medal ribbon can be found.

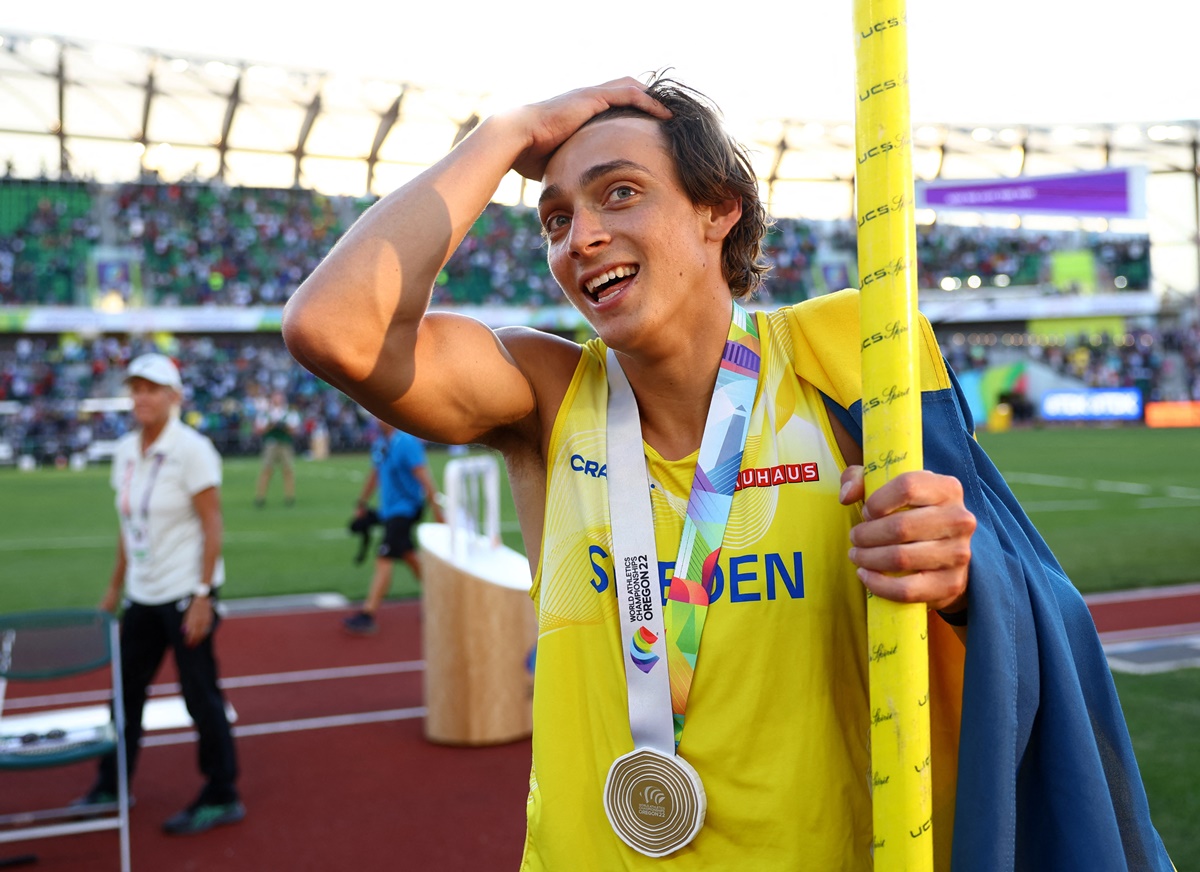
[606,303,761,751]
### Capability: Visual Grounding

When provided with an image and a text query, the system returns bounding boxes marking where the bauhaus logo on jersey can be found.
[735,462,819,490]
[587,544,805,604]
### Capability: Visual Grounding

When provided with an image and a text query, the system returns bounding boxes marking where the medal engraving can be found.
[603,747,706,857]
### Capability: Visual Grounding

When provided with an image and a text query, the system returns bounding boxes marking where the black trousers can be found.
[97,597,239,805]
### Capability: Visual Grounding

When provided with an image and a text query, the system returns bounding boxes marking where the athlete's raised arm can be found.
[282,78,670,446]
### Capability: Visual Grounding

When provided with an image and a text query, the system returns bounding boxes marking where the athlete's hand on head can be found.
[505,77,672,181]
[838,466,975,614]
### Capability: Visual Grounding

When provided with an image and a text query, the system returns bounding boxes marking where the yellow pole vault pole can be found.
[852,0,933,869]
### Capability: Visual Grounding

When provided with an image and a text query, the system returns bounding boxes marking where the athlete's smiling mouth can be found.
[583,265,639,302]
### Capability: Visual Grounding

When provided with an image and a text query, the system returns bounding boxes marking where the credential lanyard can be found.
[121,451,166,520]
[606,304,761,753]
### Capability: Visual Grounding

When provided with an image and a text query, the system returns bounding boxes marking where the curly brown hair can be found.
[584,75,772,299]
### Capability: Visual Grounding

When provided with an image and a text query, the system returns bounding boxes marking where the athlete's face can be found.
[538,117,739,351]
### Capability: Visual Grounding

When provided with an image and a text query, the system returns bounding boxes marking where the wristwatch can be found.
[194,583,212,599]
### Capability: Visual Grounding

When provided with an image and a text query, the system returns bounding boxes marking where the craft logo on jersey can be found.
[570,454,607,478]
[630,626,659,674]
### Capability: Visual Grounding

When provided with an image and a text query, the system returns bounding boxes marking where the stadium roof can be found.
[1,29,1197,293]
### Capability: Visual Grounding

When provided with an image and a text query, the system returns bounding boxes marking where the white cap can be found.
[125,353,182,391]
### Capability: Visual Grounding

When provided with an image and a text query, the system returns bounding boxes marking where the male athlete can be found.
[284,76,1171,870]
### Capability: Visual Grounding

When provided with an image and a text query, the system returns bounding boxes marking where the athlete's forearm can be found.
[281,113,531,389]
[282,79,668,441]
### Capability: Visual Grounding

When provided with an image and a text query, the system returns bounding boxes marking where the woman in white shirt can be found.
[77,352,244,836]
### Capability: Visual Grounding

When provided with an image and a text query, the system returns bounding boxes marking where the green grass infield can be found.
[1,426,1196,864]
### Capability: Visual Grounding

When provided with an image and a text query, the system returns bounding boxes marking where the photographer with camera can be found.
[343,419,444,636]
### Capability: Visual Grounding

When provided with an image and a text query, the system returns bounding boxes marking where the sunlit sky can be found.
[7,0,1199,128]
[5,0,1199,293]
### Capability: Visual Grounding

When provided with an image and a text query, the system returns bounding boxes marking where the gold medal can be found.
[603,747,706,857]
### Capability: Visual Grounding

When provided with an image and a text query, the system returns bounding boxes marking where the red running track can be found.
[2,585,1197,871]
[0,602,530,872]
[1085,582,1200,641]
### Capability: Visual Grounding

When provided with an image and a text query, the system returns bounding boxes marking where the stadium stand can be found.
[0,331,372,466]
[0,179,96,305]
[0,176,1194,464]
[0,179,1156,309]
[107,183,352,307]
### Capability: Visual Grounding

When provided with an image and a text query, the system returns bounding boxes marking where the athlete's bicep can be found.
[365,312,539,445]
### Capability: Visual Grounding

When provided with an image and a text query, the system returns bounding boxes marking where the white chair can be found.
[0,609,131,871]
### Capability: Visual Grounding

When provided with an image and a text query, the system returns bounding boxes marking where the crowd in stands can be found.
[0,333,375,465]
[940,321,1200,408]
[1039,323,1200,403]
[0,177,1189,463]
[914,223,1150,292]
[108,183,354,307]
[3,316,1197,466]
[1,179,1153,309]
[0,179,97,305]
[420,203,1155,307]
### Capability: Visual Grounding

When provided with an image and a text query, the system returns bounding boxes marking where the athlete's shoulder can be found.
[498,325,584,372]
[792,287,862,318]
[762,287,859,331]
[765,289,949,398]
[494,325,587,443]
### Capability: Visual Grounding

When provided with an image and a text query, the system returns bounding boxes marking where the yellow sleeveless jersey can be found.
[522,306,876,870]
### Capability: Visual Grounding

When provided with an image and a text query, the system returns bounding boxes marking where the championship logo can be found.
[630,627,659,674]
[603,747,706,857]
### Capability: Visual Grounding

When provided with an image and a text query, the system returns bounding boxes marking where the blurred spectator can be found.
[4,315,1192,462]
[342,419,444,637]
[253,389,301,507]
[74,352,244,835]
[0,334,378,463]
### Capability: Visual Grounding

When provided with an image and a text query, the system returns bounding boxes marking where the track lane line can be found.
[3,660,425,711]
[141,706,429,747]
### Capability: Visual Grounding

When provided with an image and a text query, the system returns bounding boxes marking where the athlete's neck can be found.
[616,312,732,462]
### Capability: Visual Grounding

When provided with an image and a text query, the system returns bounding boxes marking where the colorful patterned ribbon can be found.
[662,304,761,745]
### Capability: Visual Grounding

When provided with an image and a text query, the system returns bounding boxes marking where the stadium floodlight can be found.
[204,60,240,80]
[246,64,289,88]
[1147,124,1186,142]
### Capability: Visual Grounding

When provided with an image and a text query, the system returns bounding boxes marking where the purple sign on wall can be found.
[915,167,1146,219]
